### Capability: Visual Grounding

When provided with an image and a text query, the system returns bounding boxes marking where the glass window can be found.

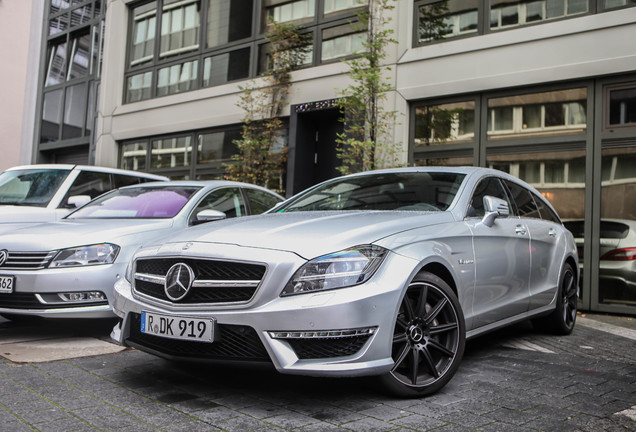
[599,146,636,306]
[414,155,474,167]
[41,90,63,143]
[490,0,588,31]
[63,170,111,206]
[46,41,68,86]
[63,84,87,139]
[157,60,198,97]
[70,4,94,27]
[418,0,478,43]
[502,180,540,218]
[487,88,587,140]
[468,177,509,218]
[151,136,193,168]
[197,129,240,165]
[414,101,476,147]
[203,48,250,87]
[604,0,636,10]
[534,192,561,223]
[160,0,200,58]
[121,142,148,171]
[321,25,365,61]
[130,2,157,67]
[266,0,315,25]
[324,0,368,15]
[0,168,71,207]
[190,188,245,223]
[207,0,253,48]
[126,71,153,103]
[244,188,281,213]
[608,85,636,127]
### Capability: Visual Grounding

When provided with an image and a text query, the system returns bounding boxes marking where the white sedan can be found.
[0,181,282,320]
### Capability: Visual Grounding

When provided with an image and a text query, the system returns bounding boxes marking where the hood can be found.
[0,219,175,251]
[160,211,455,259]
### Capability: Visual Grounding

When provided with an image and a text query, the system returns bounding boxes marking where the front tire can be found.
[379,272,466,397]
[532,263,577,335]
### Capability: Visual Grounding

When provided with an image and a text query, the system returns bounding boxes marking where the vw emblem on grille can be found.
[164,263,195,301]
[0,250,7,267]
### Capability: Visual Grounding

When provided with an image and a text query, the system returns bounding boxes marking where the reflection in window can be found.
[152,136,193,168]
[157,60,199,97]
[321,26,365,61]
[50,15,69,36]
[608,86,636,127]
[63,84,87,139]
[414,101,475,146]
[208,0,253,48]
[121,142,148,171]
[599,146,636,306]
[418,0,478,43]
[604,0,636,10]
[197,129,241,164]
[414,155,474,167]
[203,48,250,87]
[67,33,91,80]
[267,0,315,24]
[487,88,587,139]
[160,0,200,58]
[130,2,157,66]
[324,0,368,14]
[126,71,153,102]
[41,90,63,143]
[490,0,588,30]
[70,4,94,27]
[46,41,68,86]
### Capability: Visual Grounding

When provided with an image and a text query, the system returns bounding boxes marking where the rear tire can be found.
[532,263,577,335]
[378,272,465,397]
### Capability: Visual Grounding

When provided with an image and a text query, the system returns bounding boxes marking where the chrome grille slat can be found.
[0,251,57,270]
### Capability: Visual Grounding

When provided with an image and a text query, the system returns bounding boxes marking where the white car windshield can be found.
[0,169,71,207]
[67,186,201,219]
[278,172,466,212]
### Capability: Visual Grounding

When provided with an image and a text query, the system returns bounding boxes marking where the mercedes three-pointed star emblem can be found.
[0,250,8,267]
[164,263,195,301]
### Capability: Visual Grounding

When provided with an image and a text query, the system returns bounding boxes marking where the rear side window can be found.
[533,193,561,224]
[114,174,145,188]
[60,171,111,208]
[503,180,540,219]
[244,188,281,214]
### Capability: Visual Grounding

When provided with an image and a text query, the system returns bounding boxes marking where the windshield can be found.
[67,186,201,219]
[0,168,71,207]
[278,172,466,212]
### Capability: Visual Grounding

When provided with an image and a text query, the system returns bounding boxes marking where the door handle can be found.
[548,228,557,238]
[515,225,527,236]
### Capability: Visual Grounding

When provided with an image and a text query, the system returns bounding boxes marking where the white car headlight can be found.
[282,245,387,296]
[49,243,120,268]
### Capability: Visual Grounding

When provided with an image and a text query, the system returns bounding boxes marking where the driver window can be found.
[468,177,509,218]
[60,171,111,208]
[189,188,245,225]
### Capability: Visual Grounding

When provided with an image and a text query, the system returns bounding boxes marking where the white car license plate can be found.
[0,276,14,294]
[141,311,214,342]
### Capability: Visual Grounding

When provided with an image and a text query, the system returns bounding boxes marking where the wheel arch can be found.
[418,261,459,298]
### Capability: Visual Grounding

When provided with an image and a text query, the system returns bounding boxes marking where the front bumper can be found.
[111,249,420,377]
[0,263,125,318]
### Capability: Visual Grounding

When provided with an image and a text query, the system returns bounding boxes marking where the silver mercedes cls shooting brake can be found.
[111,167,579,396]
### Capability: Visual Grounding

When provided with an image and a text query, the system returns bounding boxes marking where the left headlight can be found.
[282,245,388,296]
[49,243,120,268]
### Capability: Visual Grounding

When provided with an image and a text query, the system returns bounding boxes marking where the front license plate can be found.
[0,276,14,294]
[141,311,214,342]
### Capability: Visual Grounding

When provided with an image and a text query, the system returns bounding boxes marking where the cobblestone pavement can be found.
[0,316,634,432]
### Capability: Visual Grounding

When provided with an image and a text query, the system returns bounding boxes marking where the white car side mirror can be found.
[481,196,510,228]
[196,209,227,224]
[68,195,91,208]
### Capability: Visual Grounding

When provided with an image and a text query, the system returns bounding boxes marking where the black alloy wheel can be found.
[379,272,465,397]
[533,262,577,335]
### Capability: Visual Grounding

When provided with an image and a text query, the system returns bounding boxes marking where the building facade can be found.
[24,0,636,314]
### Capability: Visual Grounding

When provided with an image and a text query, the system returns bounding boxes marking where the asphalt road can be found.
[0,314,634,431]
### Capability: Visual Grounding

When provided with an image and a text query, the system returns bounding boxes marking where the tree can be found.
[225,21,311,192]
[335,0,403,175]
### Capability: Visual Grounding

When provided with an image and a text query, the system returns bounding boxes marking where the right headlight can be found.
[281,245,387,296]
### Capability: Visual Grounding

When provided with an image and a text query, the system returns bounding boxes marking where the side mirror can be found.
[68,195,91,208]
[195,209,226,224]
[481,196,509,228]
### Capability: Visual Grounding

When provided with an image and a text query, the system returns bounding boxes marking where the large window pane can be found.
[63,84,87,139]
[151,136,193,168]
[608,86,636,127]
[599,147,636,306]
[321,25,365,61]
[67,33,91,80]
[487,88,587,140]
[324,0,368,15]
[490,0,589,30]
[126,71,153,102]
[207,0,253,48]
[203,48,250,87]
[197,129,240,165]
[418,0,478,43]
[157,60,198,97]
[130,2,156,66]
[46,41,68,86]
[121,141,148,171]
[414,101,475,146]
[41,90,63,143]
[160,0,200,58]
[266,0,315,25]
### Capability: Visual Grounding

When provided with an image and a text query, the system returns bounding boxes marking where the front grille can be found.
[287,335,372,359]
[133,257,266,304]
[0,251,57,270]
[127,313,271,362]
